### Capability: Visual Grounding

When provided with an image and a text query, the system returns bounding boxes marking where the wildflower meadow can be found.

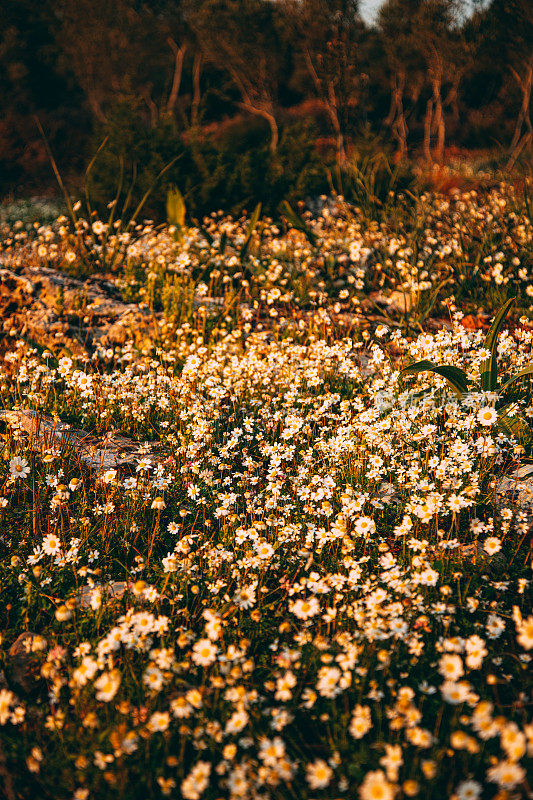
[0,184,532,800]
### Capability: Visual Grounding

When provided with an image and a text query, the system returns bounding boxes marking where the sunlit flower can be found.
[9,456,30,479]
[306,759,333,789]
[94,670,121,702]
[192,639,217,667]
[359,769,394,800]
[477,407,497,426]
[42,533,62,556]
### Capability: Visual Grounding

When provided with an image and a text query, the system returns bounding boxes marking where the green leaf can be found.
[240,202,261,261]
[500,363,533,395]
[280,201,317,246]
[400,360,470,397]
[480,297,515,391]
[166,186,186,232]
[498,407,531,444]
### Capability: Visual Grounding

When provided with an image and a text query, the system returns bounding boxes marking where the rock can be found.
[509,463,533,479]
[0,265,160,356]
[388,290,417,314]
[366,290,418,316]
[8,632,47,693]
[76,581,129,610]
[495,470,533,512]
[0,409,165,474]
[373,481,400,506]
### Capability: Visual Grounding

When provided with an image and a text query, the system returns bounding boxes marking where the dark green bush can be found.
[86,104,332,220]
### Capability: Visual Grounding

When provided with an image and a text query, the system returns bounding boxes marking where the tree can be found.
[283,0,366,168]
[488,0,533,167]
[188,0,285,151]
[53,0,190,128]
[412,0,464,163]
[378,0,424,160]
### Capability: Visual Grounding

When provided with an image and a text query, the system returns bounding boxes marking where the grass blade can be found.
[500,363,533,394]
[480,297,515,391]
[240,202,261,261]
[280,201,317,246]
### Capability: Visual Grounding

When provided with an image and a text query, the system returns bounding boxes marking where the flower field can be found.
[0,185,532,799]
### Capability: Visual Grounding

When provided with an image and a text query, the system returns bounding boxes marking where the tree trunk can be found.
[166,38,187,116]
[238,102,279,152]
[388,70,407,161]
[385,74,399,127]
[508,63,533,169]
[424,97,433,164]
[88,93,107,124]
[305,50,346,167]
[191,52,202,127]
[142,90,159,129]
[265,112,279,153]
[395,106,408,161]
[444,76,461,124]
[433,83,445,163]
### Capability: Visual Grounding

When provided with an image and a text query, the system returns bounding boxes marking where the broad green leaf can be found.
[400,360,470,398]
[480,297,515,391]
[166,186,186,231]
[500,362,533,395]
[498,407,531,444]
[280,201,317,246]
[240,202,262,261]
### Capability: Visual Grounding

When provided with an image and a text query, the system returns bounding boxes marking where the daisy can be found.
[233,584,256,609]
[143,665,164,692]
[477,407,497,426]
[440,680,471,705]
[147,711,170,733]
[94,670,121,702]
[9,456,30,479]
[306,759,333,790]
[255,541,274,560]
[379,744,402,782]
[353,516,376,537]
[171,697,193,719]
[359,769,394,800]
[0,689,14,725]
[487,760,525,789]
[42,533,62,556]
[516,614,533,650]
[350,705,372,739]
[72,657,98,687]
[225,709,248,735]
[181,761,211,800]
[486,613,505,638]
[438,654,464,681]
[500,723,526,760]
[290,597,320,620]
[483,536,502,555]
[192,638,217,667]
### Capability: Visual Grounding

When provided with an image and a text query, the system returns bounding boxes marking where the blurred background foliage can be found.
[0,0,531,217]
